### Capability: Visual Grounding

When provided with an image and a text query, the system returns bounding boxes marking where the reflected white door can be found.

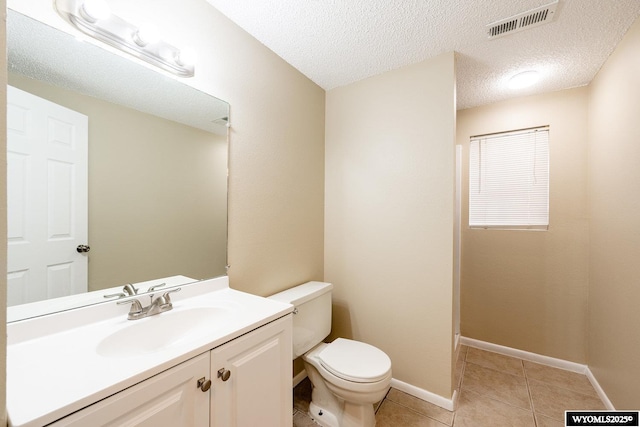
[7,85,89,306]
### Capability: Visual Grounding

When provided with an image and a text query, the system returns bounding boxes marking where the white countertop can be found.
[7,276,293,427]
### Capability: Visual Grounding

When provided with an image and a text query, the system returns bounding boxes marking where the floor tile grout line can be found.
[374,387,392,415]
[464,348,543,421]
[461,385,537,416]
[453,358,464,427]
[526,375,605,400]
[460,355,538,422]
[464,358,526,379]
[466,347,527,378]
[522,358,606,403]
[451,347,466,426]
[523,358,540,427]
[469,346,595,387]
[295,346,600,427]
[382,399,452,426]
[467,346,600,415]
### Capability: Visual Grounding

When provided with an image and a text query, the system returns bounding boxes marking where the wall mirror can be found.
[7,9,230,322]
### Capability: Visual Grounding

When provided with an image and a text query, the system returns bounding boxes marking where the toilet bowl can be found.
[303,339,392,427]
[269,281,392,427]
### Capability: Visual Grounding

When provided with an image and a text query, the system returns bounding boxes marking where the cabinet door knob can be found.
[217,368,231,382]
[197,377,212,392]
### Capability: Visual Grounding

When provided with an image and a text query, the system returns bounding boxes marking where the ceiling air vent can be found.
[487,0,558,40]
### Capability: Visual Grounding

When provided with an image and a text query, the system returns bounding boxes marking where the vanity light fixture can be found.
[175,46,197,67]
[79,0,111,22]
[508,70,540,89]
[54,0,195,77]
[132,23,161,47]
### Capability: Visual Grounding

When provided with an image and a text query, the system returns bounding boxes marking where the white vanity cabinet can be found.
[210,315,293,427]
[46,315,292,427]
[48,353,210,427]
[7,278,295,427]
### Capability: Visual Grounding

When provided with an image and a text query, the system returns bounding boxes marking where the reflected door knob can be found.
[77,245,91,253]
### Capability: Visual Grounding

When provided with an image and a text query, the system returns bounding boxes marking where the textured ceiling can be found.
[205,0,640,110]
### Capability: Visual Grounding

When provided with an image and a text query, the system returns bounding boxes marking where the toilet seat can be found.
[318,338,391,383]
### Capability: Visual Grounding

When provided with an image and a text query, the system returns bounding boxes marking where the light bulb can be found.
[133,23,161,46]
[80,0,111,22]
[175,47,198,66]
[508,71,540,90]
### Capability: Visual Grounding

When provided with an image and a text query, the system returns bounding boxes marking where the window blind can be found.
[469,127,549,229]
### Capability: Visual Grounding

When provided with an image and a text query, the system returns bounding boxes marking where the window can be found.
[469,126,549,230]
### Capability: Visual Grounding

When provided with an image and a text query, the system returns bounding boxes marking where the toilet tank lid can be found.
[268,281,333,306]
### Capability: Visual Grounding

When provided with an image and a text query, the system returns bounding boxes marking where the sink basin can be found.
[97,306,233,358]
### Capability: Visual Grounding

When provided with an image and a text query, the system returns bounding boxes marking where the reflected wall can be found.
[9,74,228,291]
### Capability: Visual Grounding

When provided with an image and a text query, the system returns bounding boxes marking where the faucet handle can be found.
[122,283,138,296]
[147,282,166,293]
[103,292,127,299]
[162,287,182,303]
[117,298,143,314]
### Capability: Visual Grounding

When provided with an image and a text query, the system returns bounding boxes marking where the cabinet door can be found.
[50,353,210,427]
[211,315,293,427]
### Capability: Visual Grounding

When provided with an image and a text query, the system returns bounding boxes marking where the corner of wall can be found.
[585,15,640,409]
[325,52,456,399]
[1,0,8,423]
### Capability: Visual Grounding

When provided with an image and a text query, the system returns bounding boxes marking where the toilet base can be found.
[309,401,340,427]
[305,361,379,427]
[341,401,376,427]
[308,400,377,427]
[303,342,389,427]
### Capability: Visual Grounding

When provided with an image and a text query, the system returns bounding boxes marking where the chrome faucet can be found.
[146,282,166,300]
[122,283,138,296]
[117,288,181,320]
[103,283,139,299]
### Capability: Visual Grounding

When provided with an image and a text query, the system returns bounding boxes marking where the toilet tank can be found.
[269,281,333,358]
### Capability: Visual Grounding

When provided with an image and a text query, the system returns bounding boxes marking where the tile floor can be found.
[293,345,606,427]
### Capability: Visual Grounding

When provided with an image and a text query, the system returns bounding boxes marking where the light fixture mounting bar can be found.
[54,0,194,77]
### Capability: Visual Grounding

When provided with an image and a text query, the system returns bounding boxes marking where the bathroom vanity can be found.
[6,277,294,427]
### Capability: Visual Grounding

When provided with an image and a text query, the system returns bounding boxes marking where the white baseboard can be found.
[585,368,615,410]
[292,337,616,413]
[460,336,615,410]
[460,337,587,373]
[292,369,457,411]
[389,378,457,411]
[293,369,308,388]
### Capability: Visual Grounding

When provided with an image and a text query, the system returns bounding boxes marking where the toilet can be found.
[269,281,392,427]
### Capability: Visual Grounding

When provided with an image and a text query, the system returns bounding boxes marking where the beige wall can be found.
[325,53,456,398]
[458,16,640,405]
[193,2,326,297]
[8,0,326,298]
[8,74,228,291]
[1,1,7,423]
[4,0,324,415]
[587,17,640,409]
[457,87,590,363]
